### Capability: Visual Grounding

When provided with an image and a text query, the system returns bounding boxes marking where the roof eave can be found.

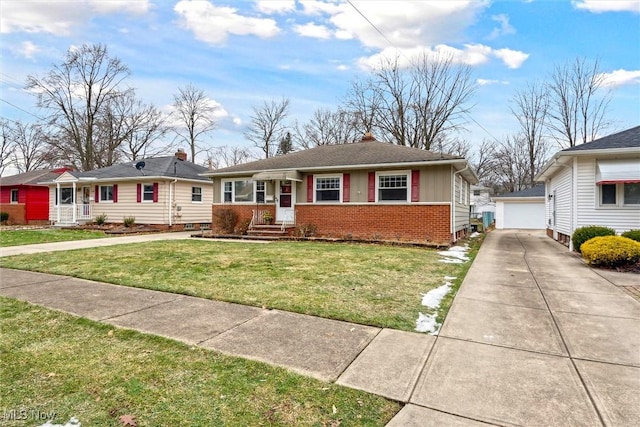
[201,158,469,178]
[536,146,640,182]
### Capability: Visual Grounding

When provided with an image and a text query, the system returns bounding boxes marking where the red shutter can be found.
[342,173,350,202]
[95,186,99,203]
[307,175,313,202]
[368,172,375,202]
[153,183,159,203]
[411,170,420,202]
[136,184,141,203]
[113,184,118,203]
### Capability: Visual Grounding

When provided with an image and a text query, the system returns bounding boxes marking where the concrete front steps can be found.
[246,224,295,239]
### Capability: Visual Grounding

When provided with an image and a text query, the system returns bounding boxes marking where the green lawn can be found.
[0,239,481,331]
[0,298,400,426]
[0,229,109,247]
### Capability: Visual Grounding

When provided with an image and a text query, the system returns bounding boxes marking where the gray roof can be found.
[563,126,640,152]
[0,168,69,186]
[495,184,545,198]
[69,156,210,182]
[207,141,463,175]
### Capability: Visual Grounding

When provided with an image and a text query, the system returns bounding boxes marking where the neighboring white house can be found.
[470,185,495,219]
[43,150,214,230]
[535,126,640,250]
[493,185,546,230]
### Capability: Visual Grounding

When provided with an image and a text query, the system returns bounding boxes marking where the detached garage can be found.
[493,185,545,229]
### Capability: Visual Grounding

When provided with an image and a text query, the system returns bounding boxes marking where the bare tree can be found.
[492,134,532,193]
[0,119,15,175]
[204,145,255,169]
[172,84,218,163]
[511,82,551,186]
[244,98,289,158]
[344,53,476,149]
[470,139,499,187]
[342,78,380,135]
[294,108,360,149]
[7,120,54,172]
[114,96,171,161]
[26,43,133,171]
[546,57,611,148]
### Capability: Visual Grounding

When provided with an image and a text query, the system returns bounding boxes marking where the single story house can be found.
[202,136,479,244]
[45,150,213,230]
[535,126,640,249]
[0,167,72,225]
[493,184,546,230]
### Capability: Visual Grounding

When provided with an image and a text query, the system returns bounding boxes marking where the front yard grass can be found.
[0,298,399,426]
[0,238,481,331]
[0,229,109,247]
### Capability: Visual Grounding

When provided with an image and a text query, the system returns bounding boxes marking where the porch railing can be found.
[55,204,93,224]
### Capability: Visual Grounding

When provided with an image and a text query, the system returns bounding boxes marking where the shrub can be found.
[123,216,136,227]
[234,218,252,235]
[621,229,640,242]
[297,223,318,238]
[95,213,108,225]
[581,236,640,267]
[572,225,615,253]
[0,212,8,224]
[213,208,238,234]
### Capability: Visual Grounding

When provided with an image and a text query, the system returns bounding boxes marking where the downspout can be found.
[168,179,177,226]
[452,164,470,243]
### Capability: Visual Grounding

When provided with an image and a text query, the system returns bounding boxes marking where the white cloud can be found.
[336,64,349,71]
[294,22,332,39]
[12,41,40,59]
[599,69,640,87]
[0,0,150,35]
[299,0,343,16]
[477,78,509,86]
[488,14,515,39]
[573,1,640,13]
[255,0,296,14]
[493,48,529,69]
[174,0,280,45]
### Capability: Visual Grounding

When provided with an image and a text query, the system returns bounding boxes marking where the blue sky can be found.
[1,0,639,166]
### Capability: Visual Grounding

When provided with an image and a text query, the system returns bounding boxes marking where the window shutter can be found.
[411,170,420,202]
[307,175,313,202]
[136,184,141,203]
[368,172,375,202]
[153,182,159,203]
[342,173,350,202]
[113,184,118,203]
[95,186,99,203]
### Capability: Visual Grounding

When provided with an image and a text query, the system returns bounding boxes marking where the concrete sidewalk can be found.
[1,230,638,426]
[0,231,268,257]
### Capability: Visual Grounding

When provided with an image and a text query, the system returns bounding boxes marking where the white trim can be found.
[221,178,259,204]
[313,174,342,203]
[10,189,18,203]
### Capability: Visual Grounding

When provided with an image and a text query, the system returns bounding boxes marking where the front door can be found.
[276,180,295,223]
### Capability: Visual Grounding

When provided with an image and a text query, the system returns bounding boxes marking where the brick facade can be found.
[0,204,26,225]
[213,204,453,244]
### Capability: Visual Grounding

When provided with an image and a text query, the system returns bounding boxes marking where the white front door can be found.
[275,180,295,223]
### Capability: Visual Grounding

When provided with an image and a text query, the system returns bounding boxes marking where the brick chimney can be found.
[175,149,187,161]
[360,132,375,142]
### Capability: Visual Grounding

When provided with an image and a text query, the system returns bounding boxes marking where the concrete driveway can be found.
[383,229,639,426]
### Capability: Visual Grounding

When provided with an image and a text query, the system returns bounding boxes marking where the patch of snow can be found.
[420,282,452,309]
[415,312,438,333]
[470,232,481,238]
[438,243,470,263]
[444,276,457,280]
[439,258,465,264]
[38,418,81,427]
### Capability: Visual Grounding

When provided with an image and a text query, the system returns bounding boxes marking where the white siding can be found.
[499,200,546,229]
[454,174,471,231]
[575,156,640,233]
[548,164,573,237]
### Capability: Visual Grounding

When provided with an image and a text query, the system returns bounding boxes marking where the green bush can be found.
[95,213,108,225]
[621,229,640,242]
[572,225,616,253]
[0,212,8,223]
[123,216,136,227]
[581,236,640,267]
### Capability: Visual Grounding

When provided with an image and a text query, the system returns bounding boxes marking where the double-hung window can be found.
[256,181,266,203]
[142,184,154,202]
[10,189,18,203]
[192,186,202,202]
[100,185,114,202]
[57,188,73,205]
[315,176,341,202]
[378,173,408,202]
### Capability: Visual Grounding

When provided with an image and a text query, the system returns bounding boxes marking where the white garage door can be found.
[503,202,546,229]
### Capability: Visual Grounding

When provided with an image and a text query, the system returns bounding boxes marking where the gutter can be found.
[168,178,177,227]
